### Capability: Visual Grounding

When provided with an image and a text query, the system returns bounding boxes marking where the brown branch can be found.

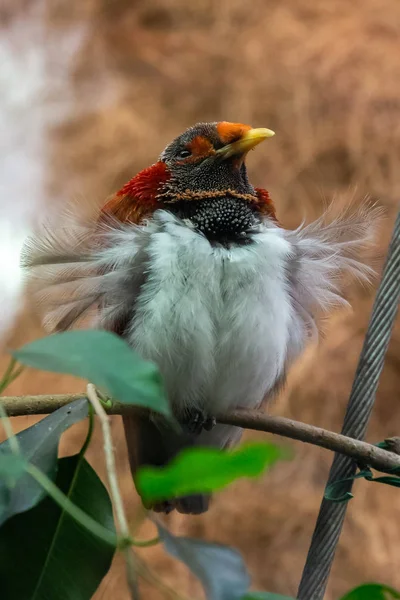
[2,393,400,474]
[217,410,400,472]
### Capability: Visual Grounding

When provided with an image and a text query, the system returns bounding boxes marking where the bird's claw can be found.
[181,410,216,435]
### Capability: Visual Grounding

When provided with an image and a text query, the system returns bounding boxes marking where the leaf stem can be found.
[0,359,24,454]
[0,358,24,395]
[8,365,25,386]
[0,358,17,394]
[79,403,95,457]
[0,404,20,455]
[132,536,160,548]
[86,383,140,600]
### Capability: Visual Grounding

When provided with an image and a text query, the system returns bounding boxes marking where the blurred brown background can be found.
[1,1,400,598]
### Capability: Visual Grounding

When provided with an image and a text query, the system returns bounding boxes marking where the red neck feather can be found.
[116,161,170,200]
[101,164,277,226]
[101,162,170,225]
[255,187,278,222]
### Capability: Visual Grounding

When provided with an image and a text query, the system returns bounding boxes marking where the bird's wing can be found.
[284,202,382,345]
[21,208,153,334]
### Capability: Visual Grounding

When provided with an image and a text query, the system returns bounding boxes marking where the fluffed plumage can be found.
[21,121,380,514]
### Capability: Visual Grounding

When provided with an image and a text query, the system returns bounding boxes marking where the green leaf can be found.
[0,399,88,526]
[242,593,294,599]
[137,442,285,503]
[158,523,250,600]
[340,583,400,599]
[0,453,27,486]
[325,475,357,503]
[0,455,116,600]
[13,330,171,418]
[0,454,28,541]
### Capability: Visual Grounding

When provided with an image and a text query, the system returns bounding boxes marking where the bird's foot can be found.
[181,409,217,435]
[151,500,175,514]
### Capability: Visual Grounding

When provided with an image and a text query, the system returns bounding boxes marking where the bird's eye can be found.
[177,149,191,159]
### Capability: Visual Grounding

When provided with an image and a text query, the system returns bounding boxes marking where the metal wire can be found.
[297,209,400,600]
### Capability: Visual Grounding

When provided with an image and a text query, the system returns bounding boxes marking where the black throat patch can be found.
[169,196,261,245]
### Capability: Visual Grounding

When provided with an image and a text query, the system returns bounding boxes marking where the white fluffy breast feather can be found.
[22,204,379,423]
[128,213,294,415]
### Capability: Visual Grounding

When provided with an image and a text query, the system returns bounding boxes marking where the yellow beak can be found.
[215,127,275,159]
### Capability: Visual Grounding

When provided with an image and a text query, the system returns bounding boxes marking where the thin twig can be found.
[0,404,20,454]
[3,392,400,473]
[0,358,18,395]
[86,384,140,600]
[0,358,23,454]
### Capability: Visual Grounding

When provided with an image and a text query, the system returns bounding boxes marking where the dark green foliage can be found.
[340,583,400,599]
[0,455,116,600]
[0,400,88,525]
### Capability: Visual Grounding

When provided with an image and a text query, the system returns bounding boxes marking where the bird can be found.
[22,121,379,515]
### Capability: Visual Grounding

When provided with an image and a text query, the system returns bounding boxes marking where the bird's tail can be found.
[123,412,210,514]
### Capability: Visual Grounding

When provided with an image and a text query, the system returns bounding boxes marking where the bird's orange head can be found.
[102,121,277,242]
